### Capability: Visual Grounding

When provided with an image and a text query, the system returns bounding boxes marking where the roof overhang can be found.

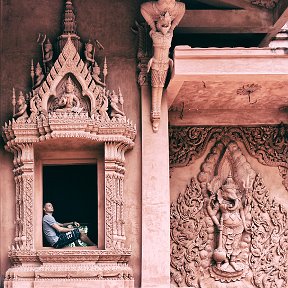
[167,45,288,125]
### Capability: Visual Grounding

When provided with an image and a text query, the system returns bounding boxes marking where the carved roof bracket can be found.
[138,0,185,133]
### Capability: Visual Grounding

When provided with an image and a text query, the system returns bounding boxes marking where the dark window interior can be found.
[43,164,98,246]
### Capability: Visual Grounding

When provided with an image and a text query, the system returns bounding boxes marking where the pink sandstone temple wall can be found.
[0,0,142,286]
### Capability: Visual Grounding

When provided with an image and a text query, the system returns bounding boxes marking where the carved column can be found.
[135,25,171,288]
[104,142,127,250]
[10,143,35,252]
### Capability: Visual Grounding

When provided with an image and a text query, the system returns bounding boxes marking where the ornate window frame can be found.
[2,1,136,284]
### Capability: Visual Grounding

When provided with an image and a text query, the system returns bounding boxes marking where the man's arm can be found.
[52,223,74,233]
[58,221,80,228]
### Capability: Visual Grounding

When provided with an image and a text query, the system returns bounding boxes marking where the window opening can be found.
[43,164,98,246]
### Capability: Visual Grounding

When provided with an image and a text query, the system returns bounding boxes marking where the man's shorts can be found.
[53,228,81,248]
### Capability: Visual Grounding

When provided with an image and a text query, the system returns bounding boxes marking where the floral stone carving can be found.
[169,125,288,191]
[170,141,288,287]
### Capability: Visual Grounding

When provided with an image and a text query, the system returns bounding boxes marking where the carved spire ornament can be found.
[140,0,185,132]
[2,1,136,286]
[58,0,81,53]
[62,0,77,35]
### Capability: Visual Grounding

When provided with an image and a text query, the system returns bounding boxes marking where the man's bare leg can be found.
[79,232,96,246]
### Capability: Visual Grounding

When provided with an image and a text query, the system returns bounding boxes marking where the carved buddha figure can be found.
[207,174,249,272]
[57,77,80,112]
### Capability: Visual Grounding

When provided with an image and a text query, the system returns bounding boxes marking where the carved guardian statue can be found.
[140,0,185,132]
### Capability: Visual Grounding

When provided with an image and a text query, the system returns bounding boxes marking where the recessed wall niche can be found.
[43,163,98,246]
[34,141,105,251]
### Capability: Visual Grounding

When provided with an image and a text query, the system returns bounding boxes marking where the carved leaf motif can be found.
[169,125,288,191]
[105,173,114,248]
[169,127,213,167]
[249,174,288,288]
[170,178,206,288]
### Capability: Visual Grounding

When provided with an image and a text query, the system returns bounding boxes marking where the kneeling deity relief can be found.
[170,134,288,288]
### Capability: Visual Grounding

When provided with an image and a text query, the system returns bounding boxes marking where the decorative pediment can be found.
[2,31,136,148]
[2,1,136,286]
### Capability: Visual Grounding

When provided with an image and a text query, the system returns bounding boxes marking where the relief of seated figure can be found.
[56,77,82,113]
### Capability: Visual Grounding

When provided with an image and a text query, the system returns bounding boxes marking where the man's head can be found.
[43,202,54,214]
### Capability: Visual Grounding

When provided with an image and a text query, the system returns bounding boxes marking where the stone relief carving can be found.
[206,174,251,277]
[12,91,29,122]
[250,0,280,9]
[133,21,152,86]
[48,75,88,113]
[169,125,288,191]
[148,12,174,132]
[141,0,185,34]
[54,76,81,112]
[2,0,136,286]
[170,141,288,287]
[140,0,185,132]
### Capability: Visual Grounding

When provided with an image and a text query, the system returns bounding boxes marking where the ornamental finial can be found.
[63,0,77,35]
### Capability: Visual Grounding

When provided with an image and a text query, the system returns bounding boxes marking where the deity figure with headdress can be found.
[13,92,29,121]
[57,77,81,112]
[43,38,54,73]
[140,0,185,132]
[84,41,95,71]
[206,174,250,275]
[141,0,185,35]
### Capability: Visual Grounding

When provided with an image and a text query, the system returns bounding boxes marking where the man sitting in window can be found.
[43,202,96,248]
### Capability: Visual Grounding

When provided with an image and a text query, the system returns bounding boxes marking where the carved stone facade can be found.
[2,1,136,287]
[170,126,288,287]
